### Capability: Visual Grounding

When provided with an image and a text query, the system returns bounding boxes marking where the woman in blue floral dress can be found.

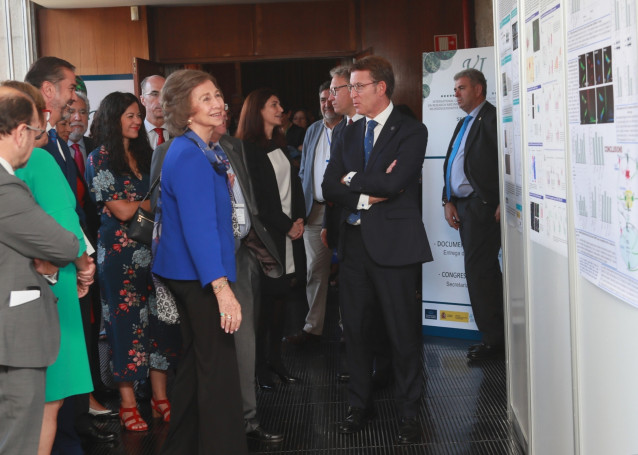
[86,92,179,432]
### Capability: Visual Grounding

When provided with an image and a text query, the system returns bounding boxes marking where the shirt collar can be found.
[347,113,364,124]
[0,156,14,175]
[144,119,162,132]
[469,100,487,119]
[365,101,394,128]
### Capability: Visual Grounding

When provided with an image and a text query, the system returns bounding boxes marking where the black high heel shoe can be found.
[269,363,300,384]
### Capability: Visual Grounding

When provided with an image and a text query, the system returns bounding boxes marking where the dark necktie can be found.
[445,115,473,201]
[364,119,377,167]
[154,127,165,146]
[48,128,57,143]
[71,143,85,176]
[347,119,378,225]
[212,144,240,238]
[348,118,353,126]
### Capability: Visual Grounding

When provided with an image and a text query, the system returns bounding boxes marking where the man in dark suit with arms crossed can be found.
[441,68,504,361]
[322,56,431,444]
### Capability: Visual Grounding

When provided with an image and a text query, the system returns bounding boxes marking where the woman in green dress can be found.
[7,81,95,455]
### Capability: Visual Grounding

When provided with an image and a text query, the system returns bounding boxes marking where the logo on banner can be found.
[424,309,438,320]
[440,310,470,323]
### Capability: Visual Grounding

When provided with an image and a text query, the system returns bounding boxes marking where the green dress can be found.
[16,148,93,402]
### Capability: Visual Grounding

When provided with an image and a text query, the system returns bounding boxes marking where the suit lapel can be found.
[464,103,488,155]
[346,119,366,171]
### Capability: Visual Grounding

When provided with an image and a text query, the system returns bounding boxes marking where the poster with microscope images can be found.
[567,0,638,306]
[421,47,495,336]
[524,1,569,255]
[498,0,524,232]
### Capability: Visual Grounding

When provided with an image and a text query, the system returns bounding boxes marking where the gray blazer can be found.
[298,119,326,217]
[0,167,79,368]
[150,135,282,278]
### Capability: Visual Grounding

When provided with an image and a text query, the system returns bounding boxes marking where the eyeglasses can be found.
[67,108,88,116]
[347,81,379,93]
[329,84,349,96]
[25,124,47,141]
[143,91,160,98]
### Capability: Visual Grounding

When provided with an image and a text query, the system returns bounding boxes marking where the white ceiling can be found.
[31,0,317,9]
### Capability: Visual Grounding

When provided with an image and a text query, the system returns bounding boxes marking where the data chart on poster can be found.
[567,0,638,306]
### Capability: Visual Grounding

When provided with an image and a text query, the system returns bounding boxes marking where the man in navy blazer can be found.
[441,68,504,361]
[283,81,342,345]
[322,56,431,444]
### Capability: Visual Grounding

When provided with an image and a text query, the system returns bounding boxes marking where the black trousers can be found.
[160,279,247,455]
[456,196,504,347]
[339,225,422,418]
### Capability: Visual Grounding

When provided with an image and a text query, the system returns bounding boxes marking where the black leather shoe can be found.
[88,407,120,421]
[397,417,420,444]
[282,330,321,345]
[246,425,284,443]
[256,371,275,391]
[270,363,299,384]
[467,343,484,353]
[75,421,117,443]
[336,371,350,383]
[338,406,374,434]
[467,343,504,361]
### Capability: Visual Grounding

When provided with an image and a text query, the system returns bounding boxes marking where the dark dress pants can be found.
[456,196,504,347]
[160,279,247,455]
[339,225,423,418]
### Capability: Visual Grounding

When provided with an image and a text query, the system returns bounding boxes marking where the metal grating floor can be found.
[85,285,523,455]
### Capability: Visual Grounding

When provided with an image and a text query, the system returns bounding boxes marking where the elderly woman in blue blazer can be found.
[152,69,248,455]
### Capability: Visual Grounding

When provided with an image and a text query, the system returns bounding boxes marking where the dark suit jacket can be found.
[83,136,98,157]
[0,167,79,367]
[243,139,306,273]
[221,135,283,278]
[442,101,499,206]
[322,106,433,267]
[322,118,348,249]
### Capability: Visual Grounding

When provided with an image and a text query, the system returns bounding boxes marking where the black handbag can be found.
[127,176,160,245]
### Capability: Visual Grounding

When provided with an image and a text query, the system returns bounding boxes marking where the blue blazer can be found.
[152,135,236,286]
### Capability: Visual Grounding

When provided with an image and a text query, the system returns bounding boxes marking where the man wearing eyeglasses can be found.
[25,57,117,447]
[68,91,97,167]
[140,75,168,149]
[283,81,342,346]
[0,86,80,455]
[322,55,431,444]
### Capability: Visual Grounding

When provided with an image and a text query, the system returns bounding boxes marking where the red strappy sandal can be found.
[119,406,149,432]
[151,398,171,423]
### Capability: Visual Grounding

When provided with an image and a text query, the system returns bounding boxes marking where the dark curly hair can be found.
[91,92,151,176]
[235,87,286,149]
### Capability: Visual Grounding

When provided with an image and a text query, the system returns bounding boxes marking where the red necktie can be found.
[348,118,353,125]
[154,127,165,146]
[71,143,85,176]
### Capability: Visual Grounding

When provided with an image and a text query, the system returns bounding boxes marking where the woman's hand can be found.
[287,218,304,241]
[212,278,242,333]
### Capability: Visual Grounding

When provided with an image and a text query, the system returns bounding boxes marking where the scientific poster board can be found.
[421,47,496,339]
[567,0,638,306]
[81,74,135,128]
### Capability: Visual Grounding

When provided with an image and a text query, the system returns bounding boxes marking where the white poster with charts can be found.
[523,1,569,255]
[567,0,638,306]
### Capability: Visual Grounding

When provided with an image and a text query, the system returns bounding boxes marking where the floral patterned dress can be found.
[86,146,179,382]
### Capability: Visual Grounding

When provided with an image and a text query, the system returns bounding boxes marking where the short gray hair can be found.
[454,69,487,98]
[75,91,90,111]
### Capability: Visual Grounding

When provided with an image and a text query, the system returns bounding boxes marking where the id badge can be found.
[235,203,246,225]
